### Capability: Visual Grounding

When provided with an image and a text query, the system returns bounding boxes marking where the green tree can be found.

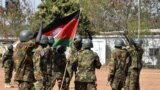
[30,0,92,35]
[0,0,32,37]
[79,0,160,35]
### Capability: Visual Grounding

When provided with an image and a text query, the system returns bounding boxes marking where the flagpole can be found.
[138,0,141,38]
[60,62,68,90]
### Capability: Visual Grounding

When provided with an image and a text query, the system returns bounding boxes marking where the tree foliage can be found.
[30,0,92,35]
[1,0,160,37]
[0,0,32,37]
[79,0,160,35]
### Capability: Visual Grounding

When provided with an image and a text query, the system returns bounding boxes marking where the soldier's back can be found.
[13,41,34,82]
[76,49,101,82]
[108,48,129,90]
[54,52,66,79]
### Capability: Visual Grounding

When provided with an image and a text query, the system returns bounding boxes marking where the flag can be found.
[39,10,80,47]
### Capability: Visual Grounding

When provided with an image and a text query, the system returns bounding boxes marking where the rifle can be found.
[121,31,138,49]
[1,52,12,68]
[1,58,6,68]
[84,30,92,40]
[36,22,43,43]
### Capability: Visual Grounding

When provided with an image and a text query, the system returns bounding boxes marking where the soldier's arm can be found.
[33,49,44,80]
[72,61,78,71]
[1,51,8,67]
[26,40,36,52]
[108,58,116,75]
[139,48,144,69]
[71,52,79,71]
[107,52,117,82]
[107,58,116,82]
[124,51,131,75]
[65,47,72,60]
[94,53,102,69]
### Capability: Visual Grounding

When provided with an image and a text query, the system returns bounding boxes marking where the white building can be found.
[91,35,160,65]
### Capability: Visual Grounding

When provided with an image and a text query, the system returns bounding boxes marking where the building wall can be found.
[91,35,160,65]
[0,35,159,65]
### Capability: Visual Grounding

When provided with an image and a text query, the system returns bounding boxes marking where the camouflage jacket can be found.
[67,45,79,64]
[13,41,35,82]
[75,49,101,82]
[66,45,79,77]
[108,48,130,80]
[2,50,14,68]
[46,45,54,76]
[53,52,66,79]
[33,45,48,81]
[127,46,144,71]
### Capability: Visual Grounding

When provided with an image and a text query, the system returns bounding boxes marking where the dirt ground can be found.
[0,66,160,90]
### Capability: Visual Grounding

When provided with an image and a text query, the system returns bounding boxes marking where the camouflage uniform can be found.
[108,48,129,90]
[33,45,48,90]
[2,50,14,84]
[65,35,82,89]
[48,47,57,90]
[54,50,68,90]
[124,47,144,90]
[65,45,79,87]
[13,41,35,90]
[75,49,101,90]
[45,45,56,90]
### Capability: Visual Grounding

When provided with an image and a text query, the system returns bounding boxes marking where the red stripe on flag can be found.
[43,18,79,40]
[56,18,79,39]
[43,26,64,36]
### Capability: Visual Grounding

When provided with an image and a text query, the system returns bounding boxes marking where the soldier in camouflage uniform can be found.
[13,30,35,90]
[108,39,130,90]
[2,44,14,88]
[66,35,82,88]
[45,36,56,90]
[124,39,144,90]
[33,35,48,90]
[54,45,68,90]
[74,39,102,90]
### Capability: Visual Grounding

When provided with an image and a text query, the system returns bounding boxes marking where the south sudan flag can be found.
[41,10,80,47]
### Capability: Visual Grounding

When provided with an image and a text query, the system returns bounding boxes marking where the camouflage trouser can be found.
[66,64,74,84]
[54,71,70,90]
[34,80,44,90]
[45,75,56,90]
[19,81,34,90]
[75,81,97,90]
[4,67,13,83]
[124,73,130,90]
[124,69,140,90]
[111,78,124,90]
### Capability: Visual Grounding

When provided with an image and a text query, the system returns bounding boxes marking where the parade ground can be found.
[0,66,160,90]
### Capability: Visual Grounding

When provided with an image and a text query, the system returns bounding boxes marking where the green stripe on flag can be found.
[53,38,72,47]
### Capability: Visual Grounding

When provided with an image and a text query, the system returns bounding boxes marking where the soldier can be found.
[124,38,144,90]
[45,36,56,90]
[54,45,68,90]
[13,30,35,90]
[74,39,102,90]
[66,35,83,88]
[33,35,48,90]
[108,39,130,90]
[2,44,14,88]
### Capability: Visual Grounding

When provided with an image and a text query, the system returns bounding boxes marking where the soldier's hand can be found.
[71,61,78,71]
[107,74,113,82]
[42,77,47,85]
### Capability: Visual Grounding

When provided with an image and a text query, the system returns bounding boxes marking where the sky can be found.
[1,0,41,11]
[31,0,41,11]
